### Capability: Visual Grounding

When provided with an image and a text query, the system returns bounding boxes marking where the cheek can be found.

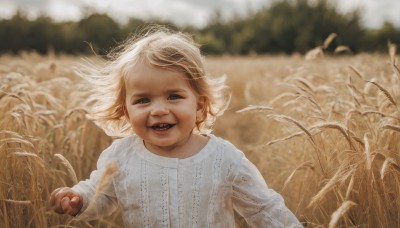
[177,106,198,124]
[126,109,146,126]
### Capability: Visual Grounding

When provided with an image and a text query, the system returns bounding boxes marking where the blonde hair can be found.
[80,26,229,137]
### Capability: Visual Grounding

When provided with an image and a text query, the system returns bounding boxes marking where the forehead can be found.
[124,63,191,91]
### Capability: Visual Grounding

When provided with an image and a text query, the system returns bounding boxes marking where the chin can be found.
[149,138,176,146]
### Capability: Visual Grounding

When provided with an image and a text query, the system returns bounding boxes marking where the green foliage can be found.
[0,0,399,55]
[364,22,400,52]
[77,13,123,54]
[200,0,366,54]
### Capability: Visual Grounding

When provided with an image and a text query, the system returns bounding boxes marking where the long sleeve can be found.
[71,143,119,220]
[231,153,303,227]
[64,134,302,227]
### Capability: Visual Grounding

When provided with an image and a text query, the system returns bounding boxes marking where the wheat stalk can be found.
[371,152,386,163]
[294,77,316,94]
[392,64,400,81]
[9,152,46,169]
[346,82,364,99]
[381,124,400,132]
[11,152,39,158]
[269,92,297,105]
[64,108,88,120]
[0,138,35,148]
[236,105,273,113]
[328,201,357,228]
[54,153,78,184]
[309,168,353,207]
[310,122,355,150]
[0,130,24,137]
[296,95,323,115]
[388,43,400,81]
[267,114,326,175]
[353,110,399,121]
[282,161,314,191]
[334,45,351,54]
[365,80,398,109]
[344,175,354,200]
[323,33,337,50]
[266,131,305,146]
[0,199,31,204]
[348,65,364,80]
[380,158,400,179]
[361,110,386,117]
[389,42,397,64]
[363,134,372,170]
[349,135,364,147]
[268,114,315,145]
[85,161,118,212]
[305,46,324,60]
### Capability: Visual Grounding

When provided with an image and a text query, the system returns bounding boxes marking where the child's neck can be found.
[144,134,209,159]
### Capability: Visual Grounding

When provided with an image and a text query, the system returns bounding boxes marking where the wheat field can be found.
[0,48,399,227]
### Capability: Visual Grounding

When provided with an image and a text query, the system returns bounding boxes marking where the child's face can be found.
[124,63,204,154]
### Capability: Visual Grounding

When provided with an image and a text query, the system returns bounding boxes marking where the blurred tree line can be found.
[1,0,399,55]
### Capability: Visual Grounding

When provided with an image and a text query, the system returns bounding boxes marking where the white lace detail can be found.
[177,167,184,228]
[140,160,150,228]
[206,145,223,227]
[233,186,263,211]
[72,135,302,227]
[190,160,203,226]
[161,167,169,227]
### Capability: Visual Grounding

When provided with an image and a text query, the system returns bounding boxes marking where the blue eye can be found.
[135,98,150,104]
[168,94,182,100]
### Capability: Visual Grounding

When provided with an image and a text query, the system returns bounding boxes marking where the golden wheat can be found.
[1,51,400,227]
[54,154,78,185]
[84,161,118,214]
[328,200,357,228]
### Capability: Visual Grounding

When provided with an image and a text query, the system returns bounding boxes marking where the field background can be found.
[1,51,399,227]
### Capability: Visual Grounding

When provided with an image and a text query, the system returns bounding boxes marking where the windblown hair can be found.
[79,26,230,137]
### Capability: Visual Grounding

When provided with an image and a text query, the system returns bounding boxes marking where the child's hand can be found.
[50,187,83,216]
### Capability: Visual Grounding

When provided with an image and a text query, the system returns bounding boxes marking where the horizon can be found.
[0,0,399,29]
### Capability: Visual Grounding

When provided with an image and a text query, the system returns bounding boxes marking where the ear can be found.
[196,96,206,122]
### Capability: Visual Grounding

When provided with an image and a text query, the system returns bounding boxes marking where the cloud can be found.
[1,0,50,8]
[337,0,400,28]
[0,0,398,28]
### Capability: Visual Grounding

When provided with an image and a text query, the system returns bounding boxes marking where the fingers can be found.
[69,196,83,215]
[50,187,82,215]
[70,196,80,207]
[49,187,61,207]
[50,188,64,213]
[61,196,72,213]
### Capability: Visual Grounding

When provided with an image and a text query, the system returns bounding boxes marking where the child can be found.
[50,26,302,227]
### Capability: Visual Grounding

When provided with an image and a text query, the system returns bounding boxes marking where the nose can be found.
[150,101,170,116]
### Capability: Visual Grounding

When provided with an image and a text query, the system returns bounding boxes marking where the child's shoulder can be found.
[209,134,246,161]
[112,134,141,147]
[99,134,141,159]
[209,134,257,181]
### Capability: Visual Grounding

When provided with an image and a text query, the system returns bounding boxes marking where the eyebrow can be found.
[131,88,186,96]
[165,88,187,94]
[130,92,149,98]
[129,89,187,101]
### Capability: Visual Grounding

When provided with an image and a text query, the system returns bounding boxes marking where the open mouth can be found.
[150,123,175,131]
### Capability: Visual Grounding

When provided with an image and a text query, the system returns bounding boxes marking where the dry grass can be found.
[0,53,115,227]
[225,52,399,227]
[1,49,400,227]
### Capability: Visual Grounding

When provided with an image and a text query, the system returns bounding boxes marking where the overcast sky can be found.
[0,0,399,28]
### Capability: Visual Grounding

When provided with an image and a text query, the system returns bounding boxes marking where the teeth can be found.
[152,123,173,130]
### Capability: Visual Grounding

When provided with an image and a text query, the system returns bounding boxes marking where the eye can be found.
[168,94,182,100]
[134,97,150,104]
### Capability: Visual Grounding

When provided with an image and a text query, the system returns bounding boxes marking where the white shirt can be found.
[72,134,302,227]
